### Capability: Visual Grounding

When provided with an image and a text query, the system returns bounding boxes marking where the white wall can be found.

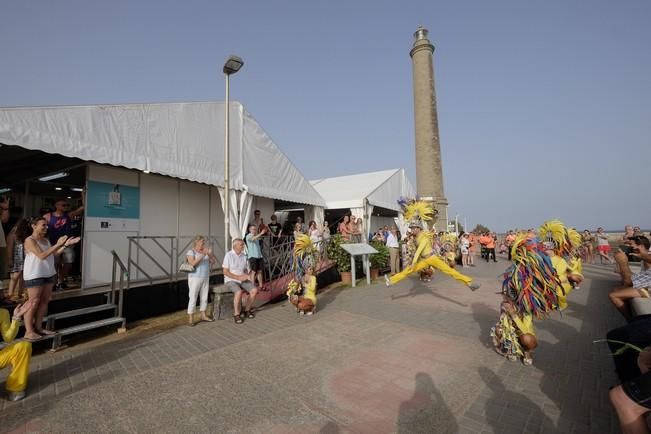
[84,165,139,287]
[84,165,228,287]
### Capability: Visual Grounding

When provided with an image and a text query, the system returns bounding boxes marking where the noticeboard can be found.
[341,243,378,256]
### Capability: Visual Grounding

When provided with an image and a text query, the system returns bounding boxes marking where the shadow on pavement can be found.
[479,367,556,432]
[470,302,499,348]
[396,372,458,434]
[391,280,468,307]
[319,421,340,433]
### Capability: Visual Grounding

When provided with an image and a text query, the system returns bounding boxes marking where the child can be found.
[289,266,317,315]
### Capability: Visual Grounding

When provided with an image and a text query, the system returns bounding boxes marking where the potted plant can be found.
[369,240,390,280]
[326,234,352,284]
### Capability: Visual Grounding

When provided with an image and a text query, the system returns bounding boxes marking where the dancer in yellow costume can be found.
[539,221,584,310]
[492,234,561,366]
[287,235,318,315]
[0,301,32,401]
[384,201,480,291]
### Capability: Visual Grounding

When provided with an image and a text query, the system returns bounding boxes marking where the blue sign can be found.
[87,181,140,219]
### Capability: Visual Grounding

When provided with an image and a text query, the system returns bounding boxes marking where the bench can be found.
[631,297,651,317]
[210,285,233,320]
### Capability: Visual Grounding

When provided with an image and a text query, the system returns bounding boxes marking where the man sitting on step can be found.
[0,301,32,401]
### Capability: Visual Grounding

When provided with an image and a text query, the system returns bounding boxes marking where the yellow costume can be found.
[550,255,583,310]
[512,313,535,337]
[302,275,317,305]
[389,230,473,286]
[0,308,32,394]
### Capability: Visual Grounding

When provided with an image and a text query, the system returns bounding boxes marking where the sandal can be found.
[244,310,255,319]
[24,333,43,342]
[202,316,215,323]
[36,329,56,336]
[234,314,243,324]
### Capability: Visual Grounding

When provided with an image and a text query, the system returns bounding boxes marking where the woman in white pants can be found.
[186,236,215,326]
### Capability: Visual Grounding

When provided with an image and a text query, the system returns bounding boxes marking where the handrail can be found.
[110,250,128,319]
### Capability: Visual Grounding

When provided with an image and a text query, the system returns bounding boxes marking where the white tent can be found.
[311,169,416,239]
[0,101,325,238]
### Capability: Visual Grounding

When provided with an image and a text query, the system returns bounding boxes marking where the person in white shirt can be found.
[386,226,400,275]
[222,238,258,324]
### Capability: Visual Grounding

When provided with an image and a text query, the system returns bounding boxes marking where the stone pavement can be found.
[0,255,626,433]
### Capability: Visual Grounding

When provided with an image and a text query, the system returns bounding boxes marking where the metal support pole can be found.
[365,254,371,286]
[224,73,231,252]
[350,256,356,288]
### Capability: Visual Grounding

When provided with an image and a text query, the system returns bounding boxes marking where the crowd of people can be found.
[602,227,651,433]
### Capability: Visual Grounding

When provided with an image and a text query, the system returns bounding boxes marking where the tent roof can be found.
[311,168,416,211]
[0,101,324,207]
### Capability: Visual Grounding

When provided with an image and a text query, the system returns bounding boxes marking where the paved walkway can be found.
[0,256,625,433]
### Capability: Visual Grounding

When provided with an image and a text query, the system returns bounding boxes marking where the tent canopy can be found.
[0,101,324,207]
[311,169,415,211]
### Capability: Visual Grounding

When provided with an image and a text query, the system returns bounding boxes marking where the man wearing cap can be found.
[385,220,480,291]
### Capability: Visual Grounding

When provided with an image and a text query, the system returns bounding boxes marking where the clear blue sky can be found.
[1,0,649,232]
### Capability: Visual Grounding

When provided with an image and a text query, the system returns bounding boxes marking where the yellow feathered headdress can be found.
[404,201,437,223]
[538,220,574,259]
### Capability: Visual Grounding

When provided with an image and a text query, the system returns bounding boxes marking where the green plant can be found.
[369,240,390,269]
[326,234,351,272]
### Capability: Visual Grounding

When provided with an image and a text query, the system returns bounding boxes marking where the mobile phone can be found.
[624,372,651,406]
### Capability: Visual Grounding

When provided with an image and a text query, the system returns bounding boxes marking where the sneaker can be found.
[384,274,391,287]
[7,390,25,402]
[299,311,305,316]
[305,311,313,316]
[469,282,481,291]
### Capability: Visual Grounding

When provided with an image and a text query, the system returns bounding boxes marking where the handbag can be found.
[179,261,195,273]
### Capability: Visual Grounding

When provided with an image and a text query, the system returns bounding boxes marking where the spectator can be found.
[580,230,595,264]
[293,223,303,241]
[246,224,267,290]
[289,265,317,316]
[350,216,362,242]
[596,227,614,264]
[386,226,400,275]
[0,302,33,401]
[6,219,30,302]
[308,220,323,255]
[481,232,497,262]
[609,236,651,320]
[372,227,385,243]
[468,232,478,261]
[609,348,651,434]
[505,230,516,261]
[295,216,306,234]
[43,198,84,290]
[185,236,216,326]
[0,196,9,291]
[460,233,471,267]
[267,214,283,246]
[322,221,331,242]
[23,217,80,340]
[383,225,390,243]
[338,215,352,241]
[222,238,258,324]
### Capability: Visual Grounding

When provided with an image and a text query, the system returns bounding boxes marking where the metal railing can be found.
[123,235,226,289]
[110,250,127,319]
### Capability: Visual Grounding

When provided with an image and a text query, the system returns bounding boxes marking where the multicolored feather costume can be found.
[502,234,562,319]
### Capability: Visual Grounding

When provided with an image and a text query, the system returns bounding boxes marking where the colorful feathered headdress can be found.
[398,198,438,231]
[291,234,317,282]
[538,220,574,260]
[502,234,562,319]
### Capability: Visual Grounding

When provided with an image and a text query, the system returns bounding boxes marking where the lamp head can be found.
[223,55,244,75]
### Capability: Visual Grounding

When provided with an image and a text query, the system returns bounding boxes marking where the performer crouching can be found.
[0,302,33,401]
[491,235,562,366]
[287,235,318,316]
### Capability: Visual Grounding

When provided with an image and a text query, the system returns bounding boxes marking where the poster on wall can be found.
[86,181,140,231]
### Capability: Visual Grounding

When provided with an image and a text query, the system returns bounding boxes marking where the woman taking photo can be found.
[23,217,80,341]
[186,236,216,326]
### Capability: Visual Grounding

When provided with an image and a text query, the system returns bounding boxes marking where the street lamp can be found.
[223,55,244,252]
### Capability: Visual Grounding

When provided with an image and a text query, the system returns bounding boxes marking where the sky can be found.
[1,0,650,232]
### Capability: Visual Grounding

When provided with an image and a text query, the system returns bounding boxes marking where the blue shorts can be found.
[24,275,57,288]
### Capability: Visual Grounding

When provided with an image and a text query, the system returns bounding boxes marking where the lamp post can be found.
[222,55,244,252]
